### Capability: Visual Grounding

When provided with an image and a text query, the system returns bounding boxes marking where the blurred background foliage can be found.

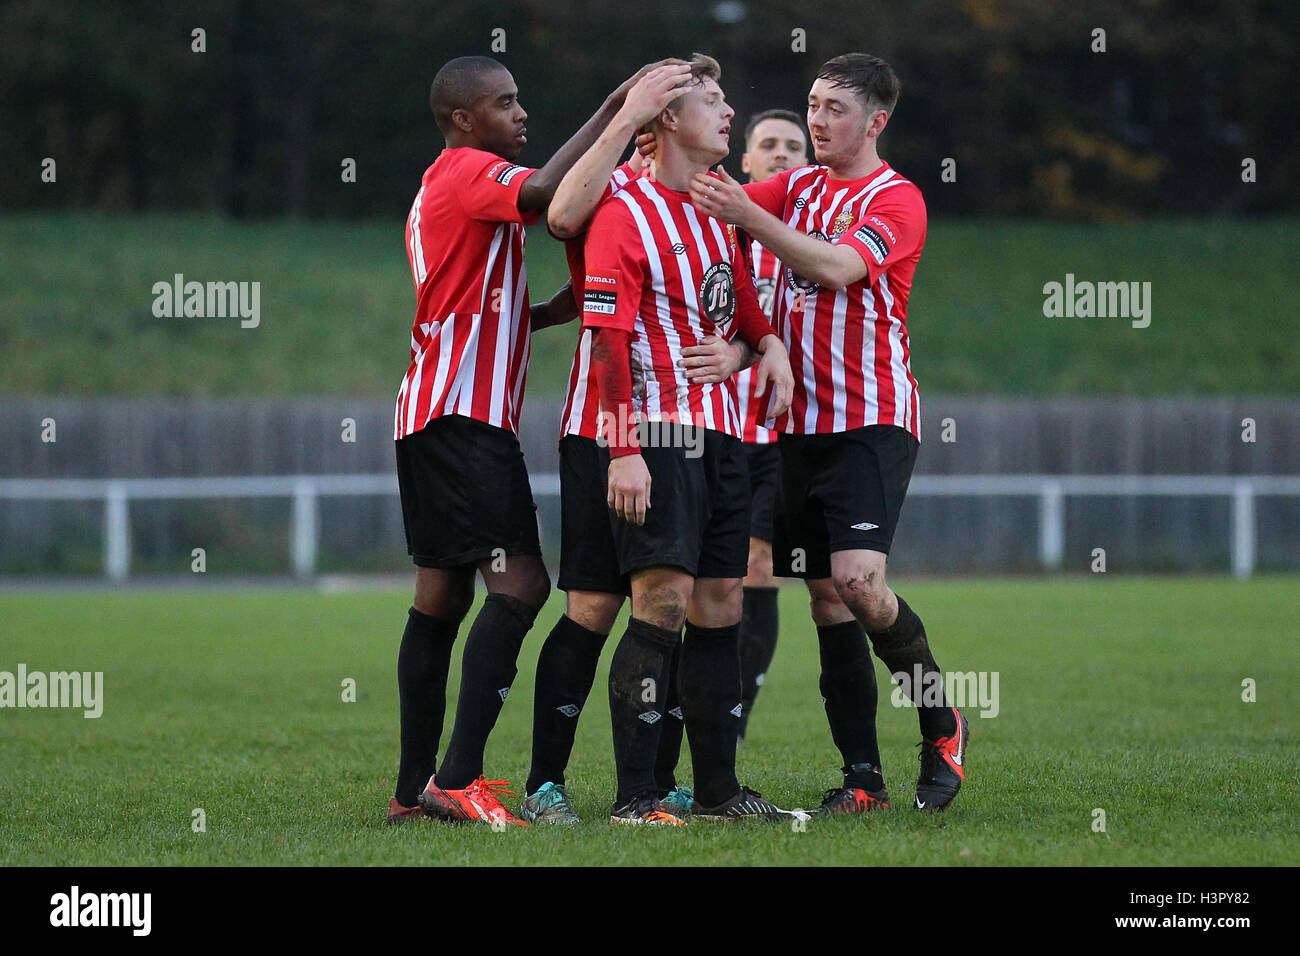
[3,0,1296,220]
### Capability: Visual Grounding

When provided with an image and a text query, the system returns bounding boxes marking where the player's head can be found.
[650,53,733,166]
[807,53,899,167]
[429,56,528,159]
[741,109,808,183]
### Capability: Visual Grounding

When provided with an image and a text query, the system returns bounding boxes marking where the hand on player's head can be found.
[619,64,695,128]
[612,58,690,104]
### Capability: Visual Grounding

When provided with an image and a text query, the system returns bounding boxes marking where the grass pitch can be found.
[1,577,1296,866]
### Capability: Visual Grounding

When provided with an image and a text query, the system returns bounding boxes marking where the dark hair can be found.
[743,109,806,149]
[816,53,900,115]
[429,56,510,134]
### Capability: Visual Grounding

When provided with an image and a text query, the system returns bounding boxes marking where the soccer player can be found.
[521,61,766,824]
[582,55,802,823]
[517,62,707,824]
[732,109,809,740]
[689,53,970,812]
[387,55,677,827]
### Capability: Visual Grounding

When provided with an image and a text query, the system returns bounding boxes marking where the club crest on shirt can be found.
[831,209,855,237]
[785,230,828,292]
[699,262,735,334]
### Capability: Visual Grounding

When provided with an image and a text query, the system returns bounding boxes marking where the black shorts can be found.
[395,414,542,569]
[557,434,628,595]
[742,441,783,543]
[773,424,919,579]
[604,423,749,580]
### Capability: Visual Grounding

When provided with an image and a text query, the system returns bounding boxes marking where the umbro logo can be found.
[665,242,689,255]
[729,703,743,717]
[638,711,662,724]
[497,687,510,702]
[850,521,880,531]
[556,704,580,718]
[669,706,684,720]
[794,198,808,209]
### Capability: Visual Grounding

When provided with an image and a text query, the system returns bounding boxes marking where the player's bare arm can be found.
[689,168,869,289]
[547,62,693,238]
[520,61,685,215]
[591,326,651,526]
[529,280,578,331]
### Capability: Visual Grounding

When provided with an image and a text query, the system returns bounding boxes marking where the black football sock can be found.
[817,620,883,783]
[395,607,458,807]
[525,615,609,794]
[868,595,957,741]
[609,617,680,807]
[434,593,538,790]
[653,637,684,795]
[738,586,780,736]
[678,620,743,808]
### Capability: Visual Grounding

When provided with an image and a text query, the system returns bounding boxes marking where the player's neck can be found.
[444,132,492,154]
[653,143,714,194]
[829,143,884,181]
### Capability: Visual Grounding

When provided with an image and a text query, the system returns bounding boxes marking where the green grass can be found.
[1,577,1297,866]
[2,213,1298,397]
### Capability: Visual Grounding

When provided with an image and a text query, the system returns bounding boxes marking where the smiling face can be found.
[463,68,529,160]
[742,117,809,183]
[806,77,882,169]
[666,77,735,165]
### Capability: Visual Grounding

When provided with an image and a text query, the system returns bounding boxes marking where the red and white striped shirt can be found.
[743,162,926,439]
[581,176,770,439]
[558,164,643,441]
[734,238,782,444]
[394,147,539,440]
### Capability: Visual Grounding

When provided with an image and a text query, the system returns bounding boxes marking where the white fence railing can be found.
[1,473,1296,581]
